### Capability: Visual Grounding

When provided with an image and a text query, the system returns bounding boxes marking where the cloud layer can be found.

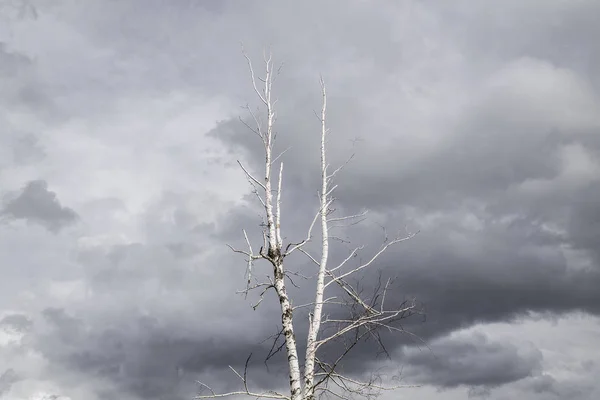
[1,1,599,399]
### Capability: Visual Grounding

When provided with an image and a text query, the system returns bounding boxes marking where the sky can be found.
[0,0,599,399]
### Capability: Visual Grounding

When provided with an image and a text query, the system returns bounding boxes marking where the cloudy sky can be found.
[1,0,599,399]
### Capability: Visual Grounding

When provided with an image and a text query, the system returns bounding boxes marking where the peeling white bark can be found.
[257,54,303,400]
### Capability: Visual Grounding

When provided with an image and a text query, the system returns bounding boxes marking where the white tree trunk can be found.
[261,58,303,400]
[303,80,330,400]
[273,258,303,400]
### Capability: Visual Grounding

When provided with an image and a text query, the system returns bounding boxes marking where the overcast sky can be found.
[1,1,600,399]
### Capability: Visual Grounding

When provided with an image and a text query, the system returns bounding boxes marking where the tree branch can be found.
[324,231,419,288]
[196,355,291,400]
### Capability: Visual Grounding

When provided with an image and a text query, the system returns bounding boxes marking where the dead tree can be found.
[197,51,420,400]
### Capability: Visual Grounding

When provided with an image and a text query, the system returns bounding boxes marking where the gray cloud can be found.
[402,332,543,388]
[32,304,288,400]
[0,39,60,123]
[0,42,30,77]
[1,180,78,232]
[0,313,33,332]
[0,368,19,396]
[11,133,46,165]
[530,373,598,400]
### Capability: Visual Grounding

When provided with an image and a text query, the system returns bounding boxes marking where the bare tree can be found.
[197,51,420,400]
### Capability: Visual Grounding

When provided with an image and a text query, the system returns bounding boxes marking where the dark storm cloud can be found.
[36,183,598,398]
[308,208,600,351]
[199,103,600,388]
[34,305,290,400]
[2,0,600,399]
[1,180,78,232]
[200,0,600,344]
[402,332,542,388]
[206,56,600,343]
[201,196,600,378]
